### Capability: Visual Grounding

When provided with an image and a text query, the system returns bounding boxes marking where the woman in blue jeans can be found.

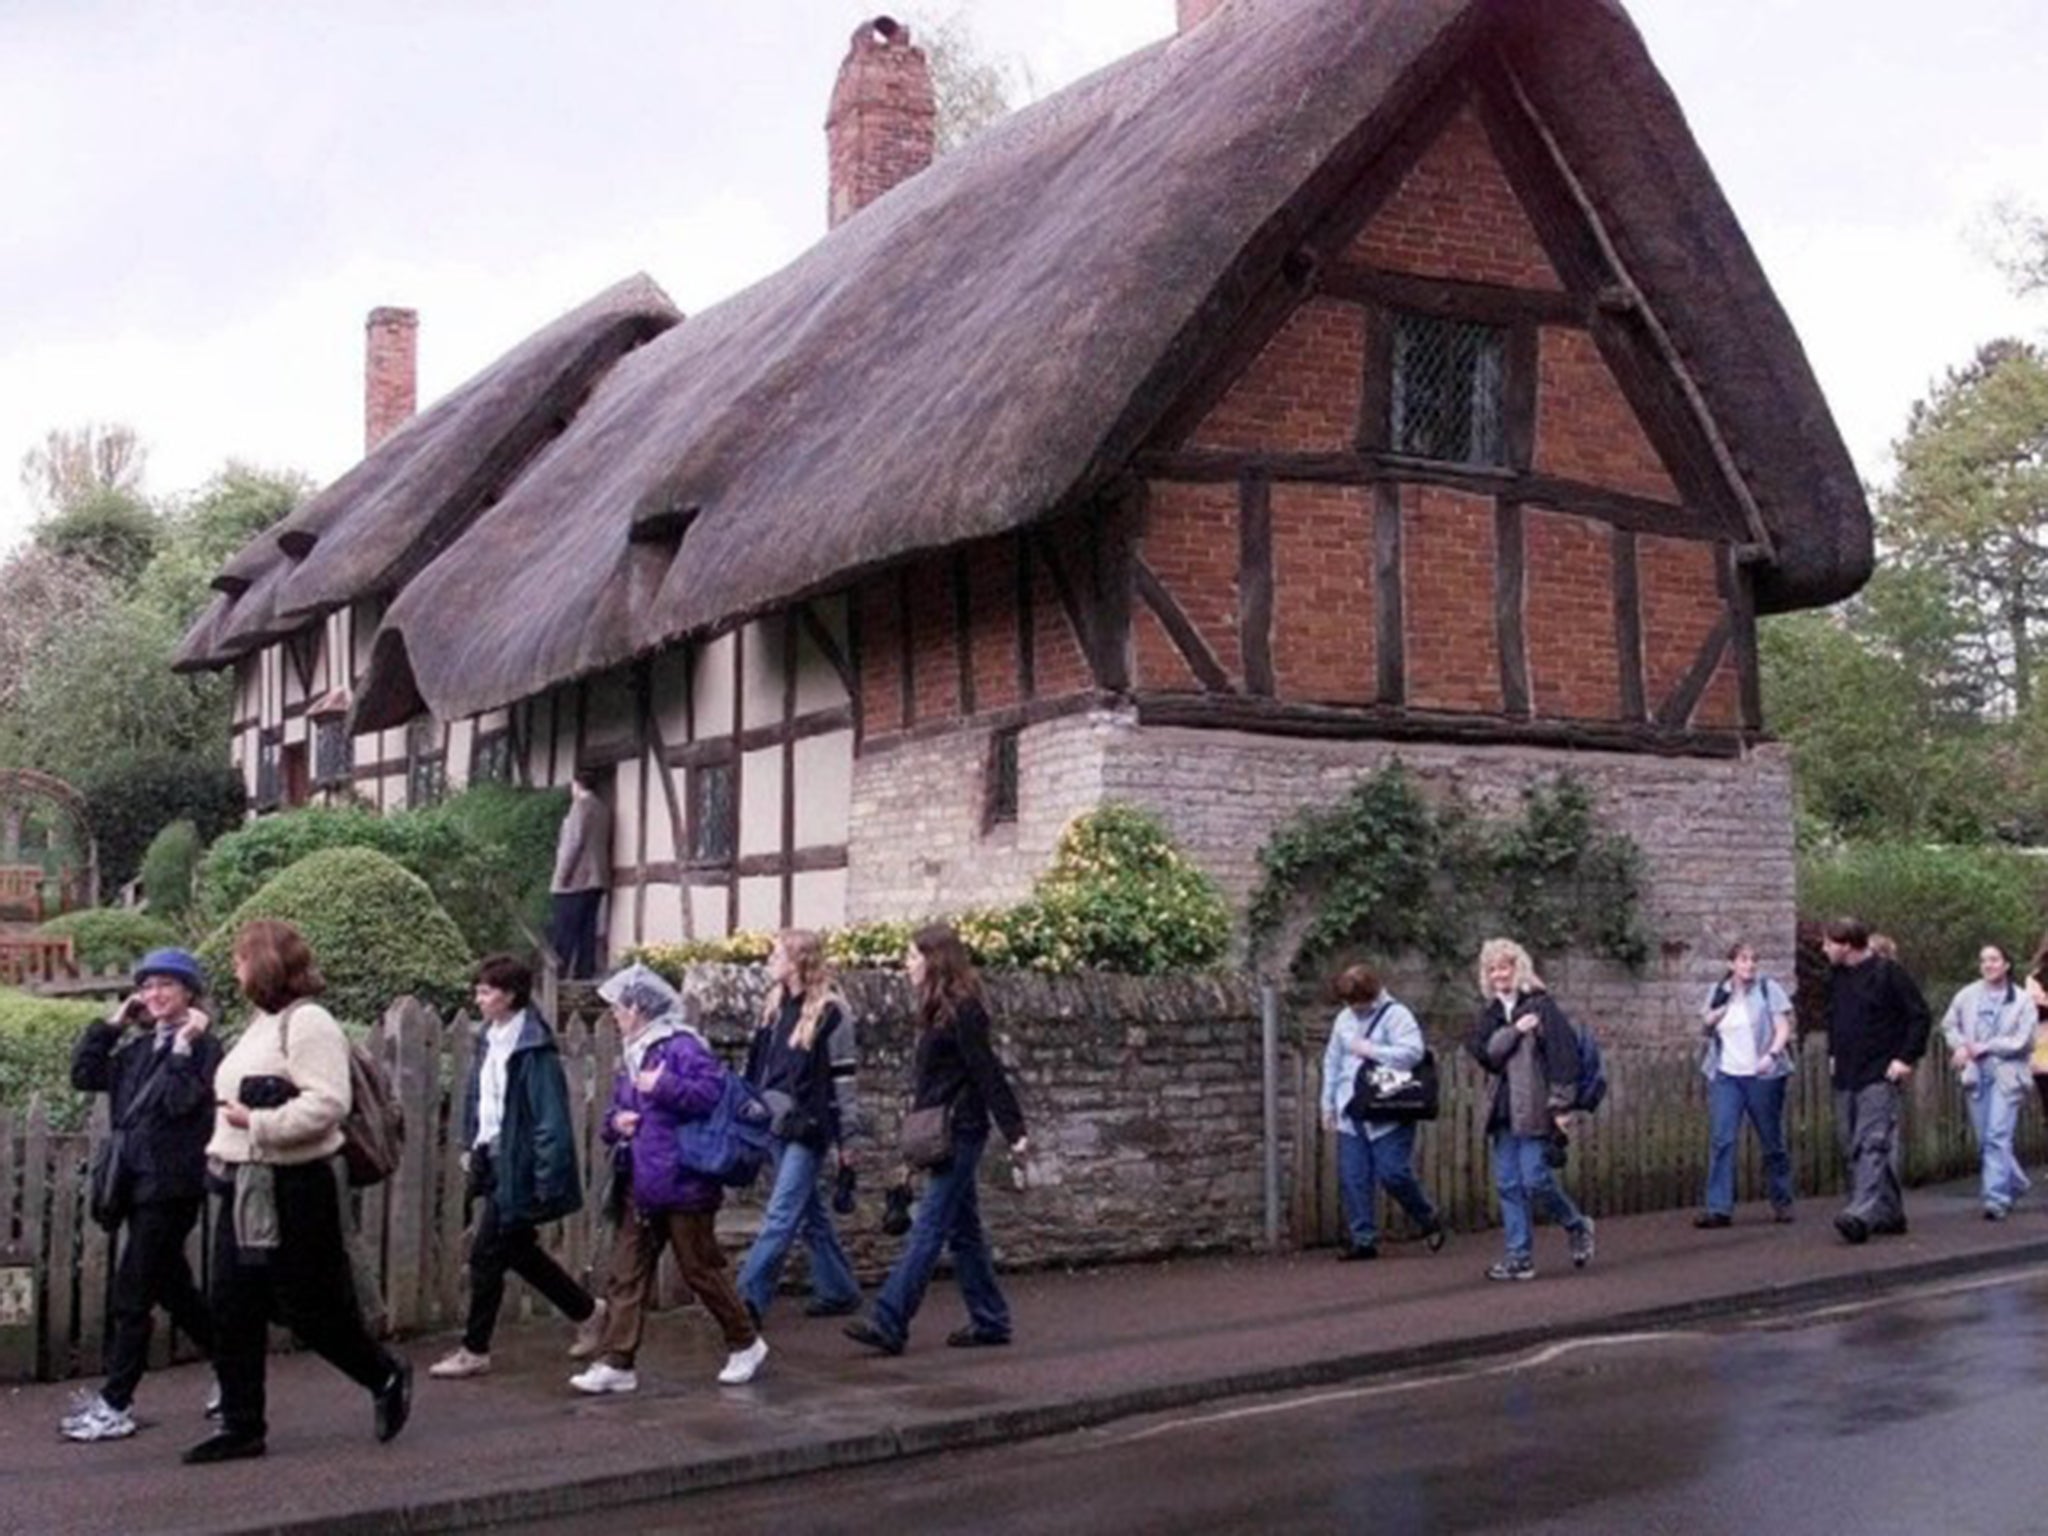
[1466,938,1594,1282]
[737,929,864,1322]
[1694,941,1796,1227]
[1941,943,2038,1221]
[1320,964,1445,1260]
[846,923,1028,1355]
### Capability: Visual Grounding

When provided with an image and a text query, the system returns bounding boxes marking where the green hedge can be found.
[139,818,204,927]
[197,847,476,1027]
[0,989,102,1127]
[36,908,181,973]
[77,749,247,892]
[1798,842,2048,983]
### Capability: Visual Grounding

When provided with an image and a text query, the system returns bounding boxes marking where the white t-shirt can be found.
[1717,990,1759,1077]
[476,1013,523,1147]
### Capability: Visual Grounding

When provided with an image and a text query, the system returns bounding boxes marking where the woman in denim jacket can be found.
[1319,964,1445,1261]
[1695,942,1796,1227]
[1941,944,2038,1221]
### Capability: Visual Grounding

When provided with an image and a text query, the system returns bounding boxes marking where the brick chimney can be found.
[1177,0,1228,30]
[825,17,936,229]
[364,306,418,453]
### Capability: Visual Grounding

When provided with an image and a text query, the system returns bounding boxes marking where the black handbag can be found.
[898,1101,956,1169]
[1345,1048,1440,1123]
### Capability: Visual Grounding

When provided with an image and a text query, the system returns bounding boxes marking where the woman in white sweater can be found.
[183,919,410,1465]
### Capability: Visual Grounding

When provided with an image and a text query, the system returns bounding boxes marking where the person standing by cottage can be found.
[736,930,864,1324]
[59,949,223,1443]
[429,955,605,1380]
[846,923,1027,1356]
[1820,917,1931,1244]
[1466,938,1594,1282]
[185,920,411,1464]
[571,963,766,1395]
[1320,964,1445,1261]
[1941,944,2037,1222]
[1694,942,1797,1228]
[549,771,611,980]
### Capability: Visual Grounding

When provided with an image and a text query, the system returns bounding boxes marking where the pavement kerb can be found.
[213,1236,2048,1536]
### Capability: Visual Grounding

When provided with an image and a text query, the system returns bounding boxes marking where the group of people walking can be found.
[60,917,1029,1462]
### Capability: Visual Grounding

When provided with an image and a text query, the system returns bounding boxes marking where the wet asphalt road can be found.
[509,1268,2048,1535]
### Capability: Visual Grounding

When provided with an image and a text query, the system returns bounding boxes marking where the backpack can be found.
[1569,1016,1608,1114]
[282,1004,405,1187]
[673,1062,775,1189]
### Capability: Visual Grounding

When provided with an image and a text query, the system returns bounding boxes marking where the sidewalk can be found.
[5,1180,2046,1536]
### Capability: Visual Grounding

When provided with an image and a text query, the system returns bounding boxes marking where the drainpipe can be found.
[1261,982,1281,1249]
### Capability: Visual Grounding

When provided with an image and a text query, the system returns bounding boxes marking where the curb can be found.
[228,1238,2048,1535]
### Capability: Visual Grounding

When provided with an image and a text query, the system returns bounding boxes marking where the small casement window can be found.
[313,717,353,786]
[254,734,282,812]
[688,760,737,866]
[1390,311,1507,468]
[406,718,447,809]
[470,730,513,786]
[984,726,1021,830]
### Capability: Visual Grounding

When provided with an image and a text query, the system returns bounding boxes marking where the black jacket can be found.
[72,1020,223,1205]
[910,996,1026,1145]
[459,1011,583,1227]
[1464,989,1580,1135]
[1826,954,1932,1091]
[744,995,845,1151]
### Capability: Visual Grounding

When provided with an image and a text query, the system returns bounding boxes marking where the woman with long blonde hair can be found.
[736,930,864,1323]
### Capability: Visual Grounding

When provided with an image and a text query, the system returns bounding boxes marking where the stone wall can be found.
[677,965,1299,1274]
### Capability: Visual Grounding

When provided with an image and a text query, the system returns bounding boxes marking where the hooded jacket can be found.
[460,1009,582,1226]
[602,1022,727,1215]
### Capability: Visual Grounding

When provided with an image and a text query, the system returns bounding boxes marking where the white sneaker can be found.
[569,1361,638,1395]
[718,1337,769,1386]
[60,1395,136,1442]
[58,1388,101,1433]
[428,1348,493,1380]
[203,1383,222,1420]
[568,1299,609,1360]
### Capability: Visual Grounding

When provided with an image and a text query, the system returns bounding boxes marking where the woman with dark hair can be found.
[184,920,411,1464]
[60,948,222,1443]
[1319,963,1444,1261]
[1941,943,2038,1221]
[845,924,1027,1356]
[429,954,603,1381]
[1694,941,1797,1227]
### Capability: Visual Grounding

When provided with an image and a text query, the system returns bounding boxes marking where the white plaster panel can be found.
[693,634,737,741]
[612,757,643,870]
[650,648,693,745]
[792,730,853,848]
[644,753,678,863]
[794,601,850,714]
[640,884,686,946]
[742,619,787,731]
[448,719,476,787]
[792,868,850,931]
[737,876,781,933]
[690,884,730,939]
[740,746,783,858]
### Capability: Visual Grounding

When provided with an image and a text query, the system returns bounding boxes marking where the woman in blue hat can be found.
[60,947,223,1443]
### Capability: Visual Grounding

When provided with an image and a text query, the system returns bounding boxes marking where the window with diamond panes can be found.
[1390,311,1507,468]
[314,718,353,785]
[688,761,737,866]
[406,719,447,808]
[470,731,513,786]
[985,727,1021,830]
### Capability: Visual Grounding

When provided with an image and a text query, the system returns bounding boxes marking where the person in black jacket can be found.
[61,948,223,1443]
[846,923,1027,1356]
[429,954,602,1379]
[1820,917,1932,1243]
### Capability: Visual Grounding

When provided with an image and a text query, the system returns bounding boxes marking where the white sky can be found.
[1,0,2042,551]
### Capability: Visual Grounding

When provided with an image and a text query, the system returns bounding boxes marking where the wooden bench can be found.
[0,866,44,924]
[0,936,76,989]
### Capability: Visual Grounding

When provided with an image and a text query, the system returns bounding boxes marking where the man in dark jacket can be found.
[429,954,602,1379]
[61,948,222,1442]
[1821,917,1932,1243]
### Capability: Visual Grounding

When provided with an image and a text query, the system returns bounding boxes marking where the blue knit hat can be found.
[134,947,207,996]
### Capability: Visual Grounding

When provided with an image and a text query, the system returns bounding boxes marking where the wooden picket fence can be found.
[1291,1035,2024,1245]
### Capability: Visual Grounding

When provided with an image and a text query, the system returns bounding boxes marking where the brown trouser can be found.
[596,1203,756,1368]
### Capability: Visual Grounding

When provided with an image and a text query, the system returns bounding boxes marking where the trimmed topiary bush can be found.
[139,818,204,926]
[77,749,246,892]
[37,908,181,973]
[197,847,475,1026]
[0,988,103,1127]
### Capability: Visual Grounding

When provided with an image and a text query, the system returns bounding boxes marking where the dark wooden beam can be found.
[1322,262,1588,328]
[844,583,864,754]
[952,549,976,719]
[1504,321,1539,473]
[1033,527,1118,691]
[664,704,854,766]
[1613,528,1646,722]
[1357,304,1394,453]
[855,690,1114,756]
[797,601,854,701]
[1133,557,1234,694]
[895,565,916,731]
[1375,483,1406,706]
[1133,692,1750,759]
[1239,475,1276,697]
[781,608,799,929]
[1015,531,1037,701]
[1495,499,1531,719]
[1655,614,1733,730]
[1722,546,1764,732]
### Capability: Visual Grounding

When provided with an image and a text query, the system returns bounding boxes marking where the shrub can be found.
[1799,842,2048,988]
[196,847,475,1026]
[76,749,246,892]
[37,908,181,973]
[139,819,203,926]
[0,988,102,1127]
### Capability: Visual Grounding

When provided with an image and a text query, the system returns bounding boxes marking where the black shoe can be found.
[804,1297,861,1318]
[373,1358,412,1444]
[1336,1244,1379,1262]
[1834,1212,1870,1245]
[1423,1223,1447,1254]
[184,1430,266,1465]
[843,1318,904,1357]
[1771,1205,1795,1224]
[946,1326,1011,1348]
[1870,1216,1908,1237]
[1693,1211,1732,1229]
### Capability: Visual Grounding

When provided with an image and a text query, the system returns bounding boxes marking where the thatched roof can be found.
[260,0,1872,728]
[181,276,679,668]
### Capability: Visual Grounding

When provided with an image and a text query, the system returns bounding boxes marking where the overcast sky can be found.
[1,0,2042,551]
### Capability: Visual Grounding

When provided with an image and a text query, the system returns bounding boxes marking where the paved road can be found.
[509,1266,2048,1535]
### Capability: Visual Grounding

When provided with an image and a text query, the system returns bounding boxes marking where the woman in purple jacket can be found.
[569,964,766,1395]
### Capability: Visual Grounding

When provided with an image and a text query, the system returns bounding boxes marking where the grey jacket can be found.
[1941,979,2038,1094]
[551,793,612,893]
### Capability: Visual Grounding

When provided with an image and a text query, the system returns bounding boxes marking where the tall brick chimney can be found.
[825,17,936,229]
[364,306,418,453]
[1177,0,1228,30]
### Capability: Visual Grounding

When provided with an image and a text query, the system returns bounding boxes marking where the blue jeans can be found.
[736,1140,861,1319]
[1336,1124,1438,1249]
[1967,1071,2031,1213]
[870,1130,1009,1348]
[1490,1131,1587,1262]
[1704,1073,1793,1216]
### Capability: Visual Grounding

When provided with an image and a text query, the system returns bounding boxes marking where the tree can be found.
[33,486,165,588]
[18,422,147,517]
[0,548,112,719]
[136,463,306,628]
[909,9,1033,155]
